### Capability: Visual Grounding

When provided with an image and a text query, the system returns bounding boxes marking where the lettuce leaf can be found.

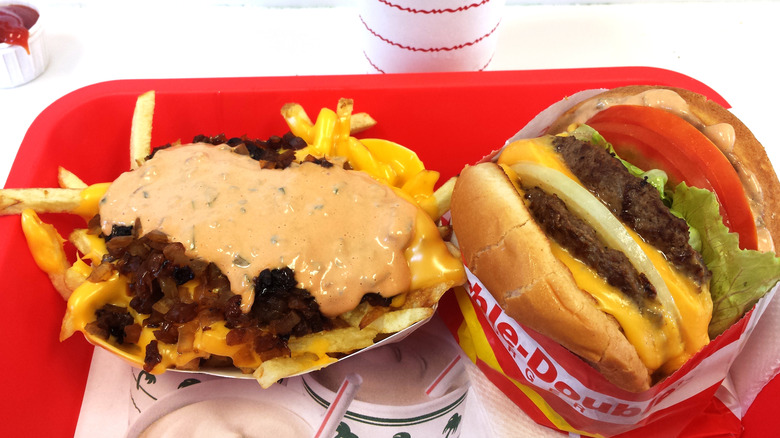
[672,183,780,338]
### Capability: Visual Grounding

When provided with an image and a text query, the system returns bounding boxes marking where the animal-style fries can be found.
[1,92,462,388]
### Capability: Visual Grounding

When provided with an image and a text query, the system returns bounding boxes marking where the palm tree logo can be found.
[334,422,358,438]
[443,412,462,437]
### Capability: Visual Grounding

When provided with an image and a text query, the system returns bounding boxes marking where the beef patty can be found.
[552,135,710,286]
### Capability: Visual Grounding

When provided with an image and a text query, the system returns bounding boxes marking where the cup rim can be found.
[125,378,322,438]
[301,373,469,423]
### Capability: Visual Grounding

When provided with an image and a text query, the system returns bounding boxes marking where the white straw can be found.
[313,373,363,438]
[425,354,463,399]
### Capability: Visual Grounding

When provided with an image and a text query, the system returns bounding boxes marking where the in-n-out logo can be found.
[463,272,669,424]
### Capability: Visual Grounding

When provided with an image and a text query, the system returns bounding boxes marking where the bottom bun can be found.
[450,162,651,392]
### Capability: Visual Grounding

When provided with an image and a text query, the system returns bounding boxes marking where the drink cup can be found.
[302,316,471,437]
[358,0,505,73]
[125,377,321,438]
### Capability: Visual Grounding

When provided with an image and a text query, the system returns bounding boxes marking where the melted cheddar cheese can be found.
[497,136,712,375]
[72,183,112,221]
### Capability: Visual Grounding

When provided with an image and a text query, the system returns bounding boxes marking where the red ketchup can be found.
[0,4,39,53]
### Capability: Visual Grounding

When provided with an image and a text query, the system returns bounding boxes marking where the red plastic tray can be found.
[1,67,773,437]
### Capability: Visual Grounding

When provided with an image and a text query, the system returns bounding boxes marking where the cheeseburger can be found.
[449,86,780,392]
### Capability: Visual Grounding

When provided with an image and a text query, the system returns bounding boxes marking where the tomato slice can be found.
[585,105,758,251]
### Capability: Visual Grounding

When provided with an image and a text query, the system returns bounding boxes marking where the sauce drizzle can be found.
[99,143,418,317]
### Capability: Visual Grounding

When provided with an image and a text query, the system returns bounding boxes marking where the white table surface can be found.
[2,1,779,187]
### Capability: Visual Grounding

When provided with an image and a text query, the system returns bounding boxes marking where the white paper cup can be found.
[302,318,471,437]
[1,2,48,88]
[358,0,505,73]
[125,378,321,438]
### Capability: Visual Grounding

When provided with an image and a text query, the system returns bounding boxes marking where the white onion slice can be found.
[509,162,682,326]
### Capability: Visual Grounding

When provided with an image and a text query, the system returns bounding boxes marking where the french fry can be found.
[0,188,82,216]
[254,353,336,388]
[427,175,457,220]
[356,306,388,329]
[364,307,433,333]
[339,302,374,329]
[57,166,87,189]
[361,138,425,186]
[350,112,377,134]
[335,98,353,134]
[337,98,353,116]
[254,326,379,387]
[310,108,337,157]
[64,258,91,292]
[342,137,397,185]
[282,101,376,140]
[281,103,313,142]
[20,209,72,299]
[69,228,107,262]
[130,90,155,169]
[401,170,440,217]
[333,98,354,158]
[289,326,378,356]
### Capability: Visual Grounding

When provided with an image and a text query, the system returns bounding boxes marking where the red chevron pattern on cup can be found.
[376,0,493,14]
[358,0,505,73]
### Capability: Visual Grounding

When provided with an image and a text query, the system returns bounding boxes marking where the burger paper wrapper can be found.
[440,268,779,437]
[438,89,780,437]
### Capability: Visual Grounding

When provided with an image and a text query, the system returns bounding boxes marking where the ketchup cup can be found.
[1,2,47,88]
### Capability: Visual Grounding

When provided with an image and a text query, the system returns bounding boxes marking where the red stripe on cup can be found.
[363,50,494,73]
[374,0,494,14]
[359,14,501,53]
[313,374,362,438]
[362,51,387,74]
[426,355,463,396]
